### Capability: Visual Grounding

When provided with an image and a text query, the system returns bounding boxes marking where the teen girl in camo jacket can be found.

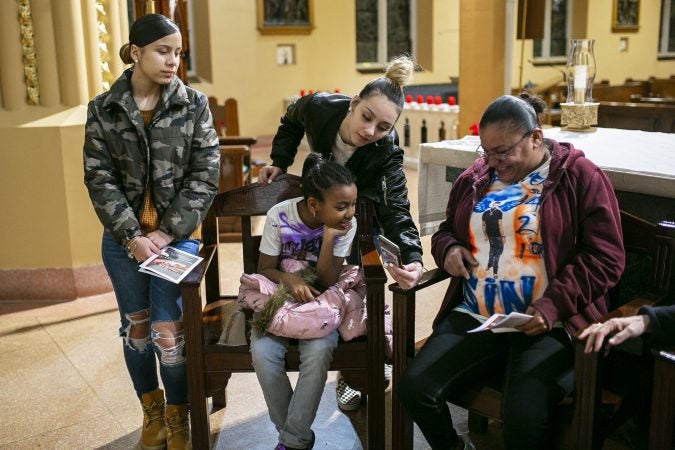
[82,13,219,450]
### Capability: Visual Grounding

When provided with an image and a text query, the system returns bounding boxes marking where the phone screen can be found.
[377,234,402,267]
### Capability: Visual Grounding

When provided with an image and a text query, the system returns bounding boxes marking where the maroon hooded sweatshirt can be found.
[431,139,625,335]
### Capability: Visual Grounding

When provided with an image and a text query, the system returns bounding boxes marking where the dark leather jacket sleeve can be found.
[269,96,309,171]
[372,140,423,264]
[268,93,423,265]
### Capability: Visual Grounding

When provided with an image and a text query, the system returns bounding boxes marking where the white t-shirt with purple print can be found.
[259,197,357,264]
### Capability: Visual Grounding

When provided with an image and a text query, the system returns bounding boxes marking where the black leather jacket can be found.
[270,92,423,264]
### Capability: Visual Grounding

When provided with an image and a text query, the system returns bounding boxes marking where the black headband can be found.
[129,14,179,47]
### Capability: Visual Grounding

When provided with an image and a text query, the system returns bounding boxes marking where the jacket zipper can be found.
[381,176,388,205]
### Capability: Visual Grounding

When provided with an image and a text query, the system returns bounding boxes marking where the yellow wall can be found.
[0,106,101,269]
[193,0,459,137]
[510,0,675,91]
[2,0,673,276]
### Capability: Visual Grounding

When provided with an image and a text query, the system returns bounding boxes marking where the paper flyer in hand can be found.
[467,312,533,333]
[138,246,203,284]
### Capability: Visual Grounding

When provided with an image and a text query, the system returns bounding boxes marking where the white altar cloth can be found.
[417,127,675,236]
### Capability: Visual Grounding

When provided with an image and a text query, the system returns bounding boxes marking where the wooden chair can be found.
[180,174,388,449]
[389,211,675,450]
[649,347,675,450]
[207,96,263,240]
[208,96,240,137]
[216,136,257,242]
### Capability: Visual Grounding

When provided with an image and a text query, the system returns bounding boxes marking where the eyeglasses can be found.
[475,130,533,161]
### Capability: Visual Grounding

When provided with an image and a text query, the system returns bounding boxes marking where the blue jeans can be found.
[397,310,573,450]
[102,232,198,405]
[250,327,338,448]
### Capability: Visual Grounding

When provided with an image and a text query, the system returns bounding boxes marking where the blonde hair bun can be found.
[384,55,415,88]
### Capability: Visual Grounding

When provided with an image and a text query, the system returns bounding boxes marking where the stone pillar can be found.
[82,0,104,98]
[52,0,89,106]
[32,0,61,107]
[0,0,27,110]
[458,0,507,136]
[107,0,128,78]
[0,0,129,300]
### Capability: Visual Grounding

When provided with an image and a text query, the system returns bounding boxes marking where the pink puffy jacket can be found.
[238,259,393,357]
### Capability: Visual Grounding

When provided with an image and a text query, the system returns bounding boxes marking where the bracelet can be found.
[124,236,141,260]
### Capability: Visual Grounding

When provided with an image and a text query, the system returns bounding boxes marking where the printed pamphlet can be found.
[467,312,533,333]
[138,246,203,284]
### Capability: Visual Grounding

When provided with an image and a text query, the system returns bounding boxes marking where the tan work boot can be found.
[139,389,167,450]
[165,404,191,450]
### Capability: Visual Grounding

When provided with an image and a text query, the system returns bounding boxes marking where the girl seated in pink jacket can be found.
[240,153,390,450]
[238,153,392,353]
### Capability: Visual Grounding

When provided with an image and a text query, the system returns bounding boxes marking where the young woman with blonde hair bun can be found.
[259,54,424,414]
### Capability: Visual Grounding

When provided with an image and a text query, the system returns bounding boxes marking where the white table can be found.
[418,127,675,236]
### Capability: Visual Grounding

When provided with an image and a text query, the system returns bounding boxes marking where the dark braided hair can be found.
[301,153,355,201]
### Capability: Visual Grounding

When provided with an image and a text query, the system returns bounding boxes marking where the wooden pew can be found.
[598,102,675,133]
[648,76,675,98]
[592,81,649,103]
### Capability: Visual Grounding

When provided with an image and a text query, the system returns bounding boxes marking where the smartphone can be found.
[377,234,403,267]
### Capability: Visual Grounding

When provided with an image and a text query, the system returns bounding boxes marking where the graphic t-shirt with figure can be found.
[259,197,357,264]
[482,202,505,278]
[457,160,551,320]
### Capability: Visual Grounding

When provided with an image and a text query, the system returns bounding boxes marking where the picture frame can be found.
[612,0,640,32]
[257,0,314,35]
[276,44,296,65]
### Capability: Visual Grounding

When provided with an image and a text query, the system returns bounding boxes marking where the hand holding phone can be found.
[377,234,403,267]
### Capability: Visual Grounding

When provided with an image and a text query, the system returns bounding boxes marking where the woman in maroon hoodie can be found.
[397,95,625,450]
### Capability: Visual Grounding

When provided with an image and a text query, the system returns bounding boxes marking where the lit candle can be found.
[574,65,587,104]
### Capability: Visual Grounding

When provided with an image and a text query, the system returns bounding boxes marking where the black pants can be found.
[397,311,574,450]
[487,236,504,275]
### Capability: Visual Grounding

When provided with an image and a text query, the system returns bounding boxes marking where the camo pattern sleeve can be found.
[83,98,142,243]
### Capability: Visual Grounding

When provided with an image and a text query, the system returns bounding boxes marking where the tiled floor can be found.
[0,138,634,449]
[0,139,449,450]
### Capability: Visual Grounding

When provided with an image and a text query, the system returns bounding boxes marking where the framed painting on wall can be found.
[257,0,314,35]
[612,0,640,32]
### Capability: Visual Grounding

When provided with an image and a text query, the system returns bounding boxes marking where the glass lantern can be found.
[566,39,597,104]
[560,39,599,131]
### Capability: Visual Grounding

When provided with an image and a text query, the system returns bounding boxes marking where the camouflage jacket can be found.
[83,69,220,244]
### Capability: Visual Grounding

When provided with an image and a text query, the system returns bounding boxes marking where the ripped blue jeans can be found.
[102,232,198,405]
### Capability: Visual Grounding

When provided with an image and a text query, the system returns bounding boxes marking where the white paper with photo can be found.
[467,312,533,333]
[138,246,203,284]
